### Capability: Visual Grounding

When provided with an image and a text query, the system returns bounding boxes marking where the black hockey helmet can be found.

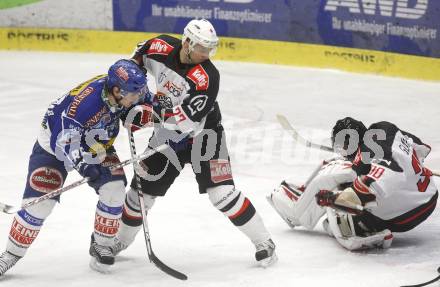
[331,117,367,158]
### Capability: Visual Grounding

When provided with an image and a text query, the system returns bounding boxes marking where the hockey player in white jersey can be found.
[111,19,277,267]
[268,117,437,250]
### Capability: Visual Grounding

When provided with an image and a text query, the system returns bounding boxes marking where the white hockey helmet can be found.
[182,19,219,57]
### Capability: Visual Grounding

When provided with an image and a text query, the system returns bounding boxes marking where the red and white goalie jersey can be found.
[358,122,437,221]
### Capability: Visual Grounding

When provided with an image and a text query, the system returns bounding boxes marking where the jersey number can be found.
[368,165,385,179]
[411,152,432,192]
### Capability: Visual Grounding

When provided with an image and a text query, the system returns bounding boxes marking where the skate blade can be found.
[259,252,278,268]
[89,257,112,274]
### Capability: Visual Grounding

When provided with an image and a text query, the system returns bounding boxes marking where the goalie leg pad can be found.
[267,181,302,228]
[208,185,271,245]
[269,179,326,230]
[326,208,393,251]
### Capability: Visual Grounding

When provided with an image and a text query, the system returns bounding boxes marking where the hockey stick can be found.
[276,114,334,152]
[401,267,440,287]
[128,129,188,280]
[0,144,168,214]
[276,114,440,178]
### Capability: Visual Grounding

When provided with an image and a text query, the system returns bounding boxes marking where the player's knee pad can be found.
[207,185,257,227]
[23,197,57,219]
[207,185,240,212]
[125,188,156,212]
[121,188,155,228]
[98,180,126,207]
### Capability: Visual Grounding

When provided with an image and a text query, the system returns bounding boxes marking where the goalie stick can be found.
[276,114,333,152]
[401,267,440,287]
[276,114,440,177]
[127,129,188,280]
[0,144,168,214]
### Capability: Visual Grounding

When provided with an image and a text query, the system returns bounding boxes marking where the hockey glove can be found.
[168,136,192,152]
[125,104,154,132]
[351,151,372,176]
[316,188,364,215]
[78,163,112,192]
[316,190,338,207]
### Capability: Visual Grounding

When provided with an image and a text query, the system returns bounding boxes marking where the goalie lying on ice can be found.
[268,117,438,251]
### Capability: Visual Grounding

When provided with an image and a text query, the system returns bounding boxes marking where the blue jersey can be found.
[38,74,136,169]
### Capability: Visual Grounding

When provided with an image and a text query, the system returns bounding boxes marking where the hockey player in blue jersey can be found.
[0,59,148,275]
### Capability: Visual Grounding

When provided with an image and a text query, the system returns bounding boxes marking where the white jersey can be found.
[365,130,437,220]
[133,35,222,137]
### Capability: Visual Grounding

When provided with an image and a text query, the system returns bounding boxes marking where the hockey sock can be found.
[94,181,125,246]
[6,198,56,257]
[208,185,271,245]
[117,188,155,246]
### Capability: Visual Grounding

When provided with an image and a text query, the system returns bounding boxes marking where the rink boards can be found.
[1,27,439,81]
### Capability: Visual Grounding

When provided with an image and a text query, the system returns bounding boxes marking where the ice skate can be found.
[255,239,277,268]
[0,251,21,276]
[89,235,115,273]
[110,237,129,256]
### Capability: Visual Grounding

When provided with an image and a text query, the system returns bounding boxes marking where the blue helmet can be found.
[107,59,146,93]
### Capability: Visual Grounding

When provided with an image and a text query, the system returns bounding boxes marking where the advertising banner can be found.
[113,0,439,58]
[0,0,112,30]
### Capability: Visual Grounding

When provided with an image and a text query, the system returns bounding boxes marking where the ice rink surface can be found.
[0,51,440,287]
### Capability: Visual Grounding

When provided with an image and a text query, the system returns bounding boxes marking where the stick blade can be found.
[0,202,19,214]
[400,267,440,287]
[276,114,299,140]
[150,251,188,280]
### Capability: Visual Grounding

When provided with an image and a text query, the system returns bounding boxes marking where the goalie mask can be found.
[331,117,366,159]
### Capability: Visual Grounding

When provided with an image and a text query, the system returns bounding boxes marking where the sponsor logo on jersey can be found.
[84,106,109,128]
[187,65,209,91]
[163,81,184,97]
[158,72,167,84]
[67,86,94,117]
[156,92,173,109]
[9,218,40,246]
[94,214,119,235]
[29,167,64,193]
[210,159,233,183]
[324,0,428,19]
[188,95,208,115]
[148,39,174,56]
